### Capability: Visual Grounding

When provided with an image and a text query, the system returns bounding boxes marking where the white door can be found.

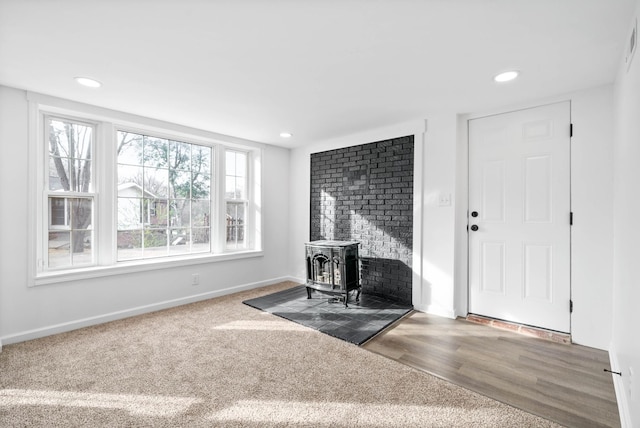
[468,102,571,333]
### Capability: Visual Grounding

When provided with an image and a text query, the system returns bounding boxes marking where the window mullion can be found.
[98,123,116,266]
[213,146,225,253]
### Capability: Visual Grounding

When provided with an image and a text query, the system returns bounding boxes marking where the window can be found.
[225,150,248,250]
[32,98,262,281]
[116,131,212,261]
[46,117,95,269]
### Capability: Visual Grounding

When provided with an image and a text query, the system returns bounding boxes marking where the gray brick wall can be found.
[310,136,414,304]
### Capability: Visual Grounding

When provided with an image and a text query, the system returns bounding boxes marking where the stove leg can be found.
[306,287,312,299]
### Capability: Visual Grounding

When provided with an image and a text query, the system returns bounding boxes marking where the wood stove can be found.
[305,240,360,307]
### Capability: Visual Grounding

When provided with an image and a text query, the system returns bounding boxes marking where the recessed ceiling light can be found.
[494,70,519,83]
[279,132,292,138]
[75,77,102,88]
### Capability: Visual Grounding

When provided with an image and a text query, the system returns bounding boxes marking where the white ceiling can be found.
[0,0,635,148]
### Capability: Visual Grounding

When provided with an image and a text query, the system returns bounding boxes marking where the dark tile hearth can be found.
[243,285,413,345]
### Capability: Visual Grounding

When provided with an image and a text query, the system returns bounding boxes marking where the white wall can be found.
[419,114,457,317]
[570,86,615,349]
[0,85,291,345]
[611,1,640,425]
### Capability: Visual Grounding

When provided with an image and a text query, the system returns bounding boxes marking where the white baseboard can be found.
[0,276,297,346]
[609,348,631,427]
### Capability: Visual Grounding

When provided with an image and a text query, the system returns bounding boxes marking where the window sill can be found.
[32,250,264,287]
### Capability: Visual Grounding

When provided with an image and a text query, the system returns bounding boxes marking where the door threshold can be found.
[465,314,571,344]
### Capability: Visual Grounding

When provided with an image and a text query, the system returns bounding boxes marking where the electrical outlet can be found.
[192,273,200,286]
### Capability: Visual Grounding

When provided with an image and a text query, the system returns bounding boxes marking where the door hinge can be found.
[570,212,573,225]
[570,300,574,313]
[570,123,573,137]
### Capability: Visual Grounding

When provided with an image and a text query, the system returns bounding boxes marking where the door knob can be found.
[471,211,479,217]
[470,225,479,231]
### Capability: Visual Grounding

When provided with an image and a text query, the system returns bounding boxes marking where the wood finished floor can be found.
[363,312,620,428]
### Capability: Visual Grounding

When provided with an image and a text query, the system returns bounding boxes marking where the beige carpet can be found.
[0,281,560,427]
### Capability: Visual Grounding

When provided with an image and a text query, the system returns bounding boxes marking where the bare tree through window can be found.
[47,118,94,268]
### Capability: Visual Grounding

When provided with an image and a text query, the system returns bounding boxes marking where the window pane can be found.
[170,199,190,227]
[117,230,143,260]
[192,173,210,199]
[143,136,168,168]
[192,145,211,173]
[49,119,92,160]
[192,200,210,227]
[226,151,236,175]
[49,119,70,156]
[70,158,92,192]
[225,177,236,199]
[49,197,68,227]
[148,199,168,227]
[169,228,190,255]
[72,125,92,160]
[226,202,246,249]
[48,231,70,268]
[144,167,169,198]
[118,165,143,188]
[48,118,93,192]
[192,228,210,253]
[169,141,191,171]
[235,152,247,177]
[70,198,92,230]
[71,233,93,265]
[49,157,70,191]
[64,159,90,193]
[143,228,167,258]
[235,178,245,200]
[225,150,246,200]
[118,197,143,229]
[117,131,143,165]
[170,170,191,199]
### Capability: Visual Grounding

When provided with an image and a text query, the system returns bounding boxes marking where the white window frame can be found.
[27,93,263,287]
[42,114,98,271]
